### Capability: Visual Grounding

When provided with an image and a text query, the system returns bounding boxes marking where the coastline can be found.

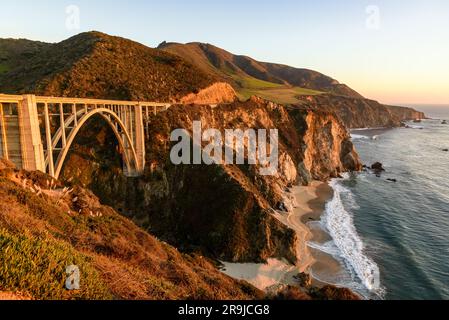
[221,181,342,292]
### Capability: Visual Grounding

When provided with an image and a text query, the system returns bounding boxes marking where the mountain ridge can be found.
[0,31,424,128]
[158,41,424,127]
[158,41,364,100]
[0,32,218,101]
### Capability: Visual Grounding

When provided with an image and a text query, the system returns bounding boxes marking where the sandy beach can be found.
[222,181,343,291]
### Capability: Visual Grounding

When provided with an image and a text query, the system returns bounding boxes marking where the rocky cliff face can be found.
[60,98,361,264]
[301,109,362,181]
[0,158,359,300]
[297,94,425,129]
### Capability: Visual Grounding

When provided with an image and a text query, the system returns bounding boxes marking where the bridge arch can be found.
[53,108,139,179]
[0,94,172,178]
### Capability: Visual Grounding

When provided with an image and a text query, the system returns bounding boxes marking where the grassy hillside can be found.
[235,75,323,103]
[0,64,9,74]
[0,32,217,101]
[0,39,47,76]
[159,42,360,104]
[0,159,263,300]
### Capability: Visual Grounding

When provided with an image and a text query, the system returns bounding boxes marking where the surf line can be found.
[323,175,381,292]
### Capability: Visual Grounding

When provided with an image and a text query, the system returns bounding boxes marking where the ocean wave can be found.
[351,127,388,131]
[322,177,382,293]
[308,240,340,256]
[351,134,379,141]
[405,125,424,129]
[351,134,370,140]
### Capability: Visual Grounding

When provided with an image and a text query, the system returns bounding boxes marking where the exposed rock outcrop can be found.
[60,98,362,264]
[180,82,237,105]
[371,162,385,171]
[301,109,362,182]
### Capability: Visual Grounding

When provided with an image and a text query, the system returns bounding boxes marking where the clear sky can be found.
[1,0,448,105]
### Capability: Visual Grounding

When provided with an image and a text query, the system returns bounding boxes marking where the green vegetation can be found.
[234,75,323,104]
[0,64,9,74]
[292,87,324,96]
[161,41,362,102]
[227,73,323,104]
[235,76,283,90]
[0,229,112,300]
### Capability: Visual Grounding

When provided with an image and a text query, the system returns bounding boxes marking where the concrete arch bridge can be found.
[0,94,171,179]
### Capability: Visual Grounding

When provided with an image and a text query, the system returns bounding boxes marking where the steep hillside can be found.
[59,98,361,264]
[0,32,218,101]
[0,157,359,300]
[158,42,363,100]
[0,33,425,127]
[0,159,263,300]
[159,42,425,126]
[0,38,48,75]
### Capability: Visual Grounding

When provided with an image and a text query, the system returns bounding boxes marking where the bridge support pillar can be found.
[134,104,146,175]
[18,95,46,172]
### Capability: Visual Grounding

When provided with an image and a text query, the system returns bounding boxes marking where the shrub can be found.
[0,228,112,300]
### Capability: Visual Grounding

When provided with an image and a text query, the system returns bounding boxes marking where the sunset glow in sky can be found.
[1,0,448,105]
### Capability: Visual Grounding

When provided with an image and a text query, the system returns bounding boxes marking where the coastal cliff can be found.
[0,157,360,300]
[0,31,413,300]
[297,94,425,129]
[160,41,425,129]
[60,98,361,265]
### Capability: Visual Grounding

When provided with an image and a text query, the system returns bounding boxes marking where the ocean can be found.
[311,105,449,300]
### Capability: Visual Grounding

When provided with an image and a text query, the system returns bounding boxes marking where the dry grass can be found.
[0,167,263,300]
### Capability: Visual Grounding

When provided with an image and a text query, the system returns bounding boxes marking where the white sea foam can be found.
[406,124,424,129]
[351,127,387,131]
[308,240,340,256]
[351,134,370,140]
[322,176,382,293]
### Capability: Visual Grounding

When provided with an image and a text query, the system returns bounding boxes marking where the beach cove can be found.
[221,181,345,293]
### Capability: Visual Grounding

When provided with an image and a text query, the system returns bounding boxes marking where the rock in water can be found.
[371,162,385,172]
